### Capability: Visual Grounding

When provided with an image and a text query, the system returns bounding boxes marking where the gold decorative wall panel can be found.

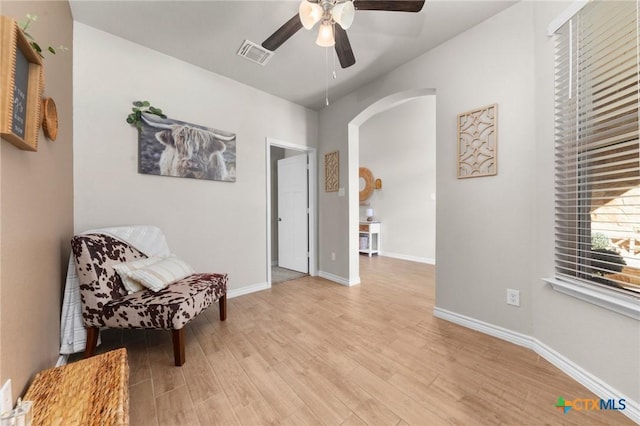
[457,104,498,178]
[325,150,339,192]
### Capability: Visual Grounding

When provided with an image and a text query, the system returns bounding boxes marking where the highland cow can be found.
[141,114,235,181]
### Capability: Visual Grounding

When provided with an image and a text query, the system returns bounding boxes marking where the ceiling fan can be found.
[261,0,426,69]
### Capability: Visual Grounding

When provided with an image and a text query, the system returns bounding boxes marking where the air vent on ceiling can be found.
[237,40,274,66]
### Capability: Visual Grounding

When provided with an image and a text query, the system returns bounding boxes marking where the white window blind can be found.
[554,0,640,296]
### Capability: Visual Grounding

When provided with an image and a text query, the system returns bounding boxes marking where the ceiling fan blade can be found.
[353,0,425,12]
[262,14,303,51]
[334,26,356,69]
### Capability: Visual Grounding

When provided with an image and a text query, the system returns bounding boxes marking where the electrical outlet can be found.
[0,379,12,415]
[506,289,520,306]
[331,252,336,261]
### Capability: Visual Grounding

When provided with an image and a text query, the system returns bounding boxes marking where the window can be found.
[553,0,639,299]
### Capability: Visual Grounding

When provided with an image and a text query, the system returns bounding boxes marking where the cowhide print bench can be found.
[71,233,227,366]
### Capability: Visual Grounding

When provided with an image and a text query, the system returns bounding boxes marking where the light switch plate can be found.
[0,379,12,415]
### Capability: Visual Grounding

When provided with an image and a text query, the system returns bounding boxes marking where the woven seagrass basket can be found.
[24,348,129,426]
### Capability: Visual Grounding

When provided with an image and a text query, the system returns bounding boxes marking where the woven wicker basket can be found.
[24,348,129,426]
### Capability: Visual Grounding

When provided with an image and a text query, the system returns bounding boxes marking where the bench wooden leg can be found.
[84,327,99,358]
[219,294,227,321]
[172,328,185,366]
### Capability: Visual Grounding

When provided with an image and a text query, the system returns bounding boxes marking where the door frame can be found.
[265,138,317,287]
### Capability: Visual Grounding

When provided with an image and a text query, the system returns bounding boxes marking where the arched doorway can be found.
[347,89,436,281]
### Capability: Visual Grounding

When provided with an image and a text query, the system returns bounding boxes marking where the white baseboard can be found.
[533,337,640,422]
[433,307,532,348]
[227,282,270,299]
[380,251,435,265]
[318,270,360,286]
[433,307,639,424]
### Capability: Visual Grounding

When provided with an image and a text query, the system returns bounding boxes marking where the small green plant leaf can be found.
[126,101,167,129]
[19,15,66,59]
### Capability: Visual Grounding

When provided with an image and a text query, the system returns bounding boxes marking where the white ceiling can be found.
[70,1,516,111]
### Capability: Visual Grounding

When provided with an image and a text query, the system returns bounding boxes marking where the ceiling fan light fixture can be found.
[299,0,323,29]
[332,1,355,29]
[315,22,335,47]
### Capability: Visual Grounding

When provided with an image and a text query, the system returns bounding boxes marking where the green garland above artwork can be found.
[125,101,167,130]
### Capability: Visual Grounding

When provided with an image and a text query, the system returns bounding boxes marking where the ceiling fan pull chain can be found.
[332,48,337,79]
[325,46,330,106]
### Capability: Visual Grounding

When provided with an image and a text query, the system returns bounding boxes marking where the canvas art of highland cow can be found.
[138,113,236,182]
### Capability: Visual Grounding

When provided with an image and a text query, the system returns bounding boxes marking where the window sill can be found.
[544,277,640,320]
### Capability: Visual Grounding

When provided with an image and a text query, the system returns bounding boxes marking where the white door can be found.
[277,154,309,273]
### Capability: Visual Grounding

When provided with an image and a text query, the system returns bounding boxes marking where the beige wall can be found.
[0,1,73,400]
[531,0,640,403]
[73,23,316,293]
[318,0,639,407]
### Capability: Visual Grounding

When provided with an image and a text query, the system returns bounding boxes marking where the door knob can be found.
[278,218,282,221]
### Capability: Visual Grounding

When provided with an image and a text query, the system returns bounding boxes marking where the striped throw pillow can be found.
[113,257,163,293]
[127,256,195,292]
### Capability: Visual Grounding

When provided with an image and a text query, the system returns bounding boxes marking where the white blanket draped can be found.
[59,225,171,355]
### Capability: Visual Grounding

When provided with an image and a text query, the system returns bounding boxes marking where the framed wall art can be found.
[138,113,236,182]
[0,16,44,151]
[457,103,498,178]
[324,150,339,192]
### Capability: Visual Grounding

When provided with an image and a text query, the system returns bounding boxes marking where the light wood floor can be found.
[92,256,633,425]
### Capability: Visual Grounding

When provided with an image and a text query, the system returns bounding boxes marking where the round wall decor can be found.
[42,97,58,141]
[359,167,374,202]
